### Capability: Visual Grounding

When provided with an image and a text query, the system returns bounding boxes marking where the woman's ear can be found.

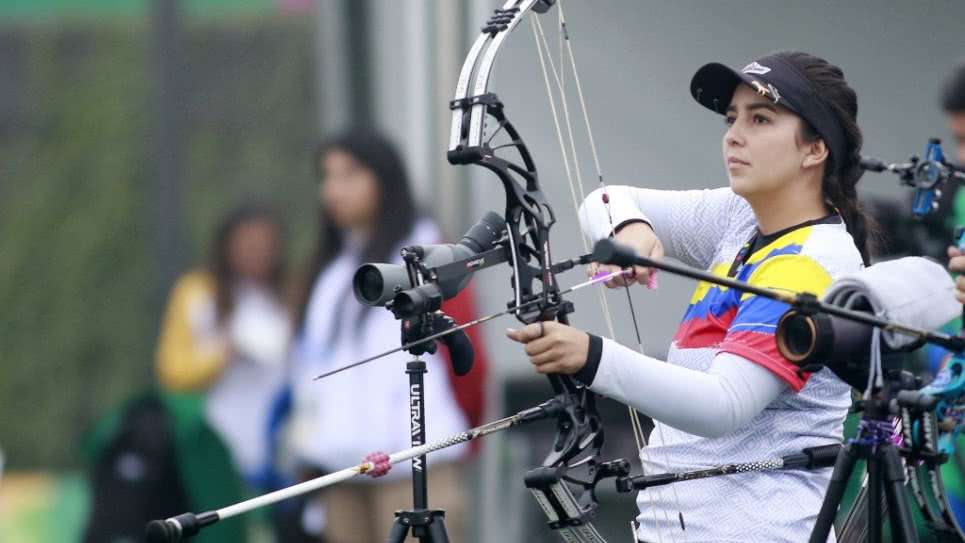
[802,138,830,170]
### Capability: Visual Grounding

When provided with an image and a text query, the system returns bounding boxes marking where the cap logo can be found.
[742,61,771,75]
[750,80,781,104]
[766,83,781,103]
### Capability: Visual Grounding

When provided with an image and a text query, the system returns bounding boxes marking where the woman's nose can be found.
[724,122,744,148]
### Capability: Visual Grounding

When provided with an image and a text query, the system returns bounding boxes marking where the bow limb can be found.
[529,2,686,538]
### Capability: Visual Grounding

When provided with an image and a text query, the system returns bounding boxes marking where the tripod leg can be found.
[387,516,409,543]
[881,446,919,543]
[425,513,450,543]
[869,450,883,543]
[811,443,860,543]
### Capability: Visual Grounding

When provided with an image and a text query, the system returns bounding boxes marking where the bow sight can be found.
[861,138,965,217]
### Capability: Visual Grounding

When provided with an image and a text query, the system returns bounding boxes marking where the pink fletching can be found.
[363,452,391,478]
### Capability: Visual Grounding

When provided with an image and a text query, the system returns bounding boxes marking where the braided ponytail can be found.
[776,51,877,265]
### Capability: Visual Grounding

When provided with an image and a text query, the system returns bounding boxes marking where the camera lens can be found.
[352,263,415,306]
[355,265,385,305]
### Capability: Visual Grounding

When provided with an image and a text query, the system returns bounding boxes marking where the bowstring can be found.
[531,3,686,538]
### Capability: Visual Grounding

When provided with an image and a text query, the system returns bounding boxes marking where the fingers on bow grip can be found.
[362,451,391,478]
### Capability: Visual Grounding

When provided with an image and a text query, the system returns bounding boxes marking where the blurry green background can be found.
[0,0,317,472]
[0,2,318,540]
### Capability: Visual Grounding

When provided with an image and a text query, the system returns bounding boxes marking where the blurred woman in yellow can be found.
[155,204,292,486]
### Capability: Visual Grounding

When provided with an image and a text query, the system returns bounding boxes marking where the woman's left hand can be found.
[506,321,589,375]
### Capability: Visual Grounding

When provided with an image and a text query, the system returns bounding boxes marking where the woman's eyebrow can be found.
[726,101,779,115]
[747,102,779,113]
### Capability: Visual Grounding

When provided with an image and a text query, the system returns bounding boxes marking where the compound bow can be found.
[447,1,630,539]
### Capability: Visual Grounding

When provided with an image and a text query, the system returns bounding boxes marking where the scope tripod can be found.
[810,372,922,543]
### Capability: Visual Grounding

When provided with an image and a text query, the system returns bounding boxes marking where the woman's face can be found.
[319,148,381,231]
[722,84,814,199]
[228,218,279,284]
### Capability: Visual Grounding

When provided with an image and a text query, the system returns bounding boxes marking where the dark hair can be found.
[209,203,286,323]
[294,129,418,329]
[941,60,965,113]
[776,51,876,265]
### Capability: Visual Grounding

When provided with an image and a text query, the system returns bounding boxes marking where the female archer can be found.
[508,51,872,542]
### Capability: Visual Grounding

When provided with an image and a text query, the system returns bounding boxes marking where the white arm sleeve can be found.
[588,338,787,438]
[578,186,746,269]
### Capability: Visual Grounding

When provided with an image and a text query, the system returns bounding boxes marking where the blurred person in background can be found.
[282,129,487,542]
[84,204,289,542]
[942,60,965,166]
[860,61,965,265]
[155,203,292,487]
[933,60,965,268]
[935,60,965,308]
[938,59,965,522]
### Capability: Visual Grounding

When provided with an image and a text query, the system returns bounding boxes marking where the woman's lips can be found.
[726,157,750,171]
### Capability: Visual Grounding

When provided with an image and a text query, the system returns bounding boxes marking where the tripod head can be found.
[849,369,933,417]
[391,249,476,376]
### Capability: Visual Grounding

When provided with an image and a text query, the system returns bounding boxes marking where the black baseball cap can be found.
[690,53,847,170]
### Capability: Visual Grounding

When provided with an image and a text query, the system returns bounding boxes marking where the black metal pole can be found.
[407,359,429,510]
